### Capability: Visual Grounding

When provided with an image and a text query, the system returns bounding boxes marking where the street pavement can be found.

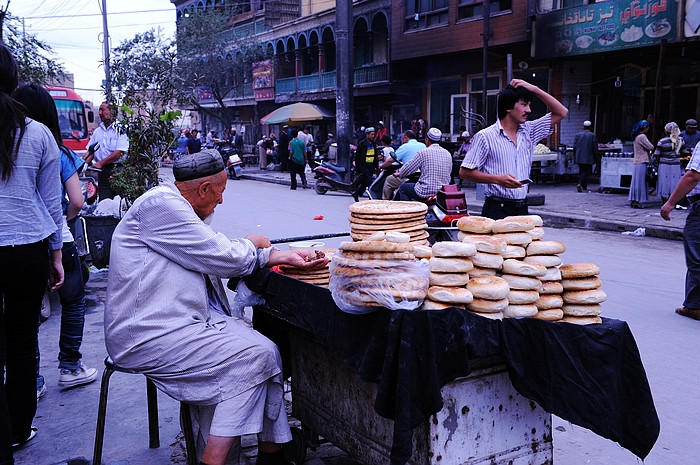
[13,164,695,465]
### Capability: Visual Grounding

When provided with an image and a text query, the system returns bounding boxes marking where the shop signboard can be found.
[535,0,677,59]
[253,60,275,101]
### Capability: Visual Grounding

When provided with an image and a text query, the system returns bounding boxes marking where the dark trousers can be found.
[577,163,592,189]
[97,163,120,200]
[289,162,307,190]
[396,182,425,202]
[352,165,373,199]
[279,150,289,172]
[481,196,528,220]
[0,240,49,458]
[683,201,700,309]
[57,242,87,370]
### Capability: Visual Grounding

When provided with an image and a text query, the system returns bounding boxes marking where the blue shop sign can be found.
[535,0,677,59]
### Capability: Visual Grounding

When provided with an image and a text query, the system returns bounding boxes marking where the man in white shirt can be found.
[85,102,129,200]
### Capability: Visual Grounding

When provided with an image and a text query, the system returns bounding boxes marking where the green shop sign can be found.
[535,0,677,59]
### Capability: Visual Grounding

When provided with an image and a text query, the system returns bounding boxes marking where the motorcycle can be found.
[424,185,470,243]
[312,161,365,196]
[216,142,243,180]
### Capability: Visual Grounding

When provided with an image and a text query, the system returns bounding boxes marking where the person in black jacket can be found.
[278,125,290,172]
[351,127,378,202]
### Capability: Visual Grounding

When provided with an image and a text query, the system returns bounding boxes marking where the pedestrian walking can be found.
[13,84,98,400]
[352,127,378,202]
[573,120,598,192]
[629,120,654,208]
[661,143,700,320]
[288,129,308,190]
[0,44,64,459]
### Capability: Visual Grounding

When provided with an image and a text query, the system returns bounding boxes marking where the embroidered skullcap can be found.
[365,127,376,133]
[378,121,384,126]
[461,130,470,137]
[686,119,698,128]
[427,127,442,142]
[583,120,592,127]
[173,148,225,182]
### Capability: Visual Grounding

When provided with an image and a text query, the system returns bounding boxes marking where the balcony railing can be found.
[354,63,388,85]
[275,64,386,94]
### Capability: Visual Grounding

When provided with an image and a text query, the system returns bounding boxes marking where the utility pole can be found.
[101,0,112,100]
[335,0,353,175]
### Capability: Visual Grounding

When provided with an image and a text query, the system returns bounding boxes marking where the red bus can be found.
[47,87,94,155]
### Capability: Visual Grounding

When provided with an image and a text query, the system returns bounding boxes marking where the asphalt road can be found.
[17,177,700,465]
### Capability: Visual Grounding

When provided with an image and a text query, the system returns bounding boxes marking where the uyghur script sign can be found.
[535,0,677,58]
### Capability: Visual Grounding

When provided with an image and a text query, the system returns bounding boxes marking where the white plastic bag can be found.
[329,256,430,314]
[304,163,312,174]
[230,280,265,318]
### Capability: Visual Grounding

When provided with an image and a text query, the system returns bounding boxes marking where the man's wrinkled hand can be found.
[287,250,329,269]
[660,202,674,221]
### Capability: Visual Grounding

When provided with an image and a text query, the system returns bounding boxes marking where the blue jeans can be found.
[36,242,86,378]
[1,240,49,457]
[683,202,700,309]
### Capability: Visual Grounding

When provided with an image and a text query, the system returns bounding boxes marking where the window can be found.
[430,79,461,133]
[468,74,501,128]
[536,0,589,14]
[405,0,449,31]
[458,0,512,21]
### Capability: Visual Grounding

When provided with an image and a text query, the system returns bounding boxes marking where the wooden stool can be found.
[92,356,197,465]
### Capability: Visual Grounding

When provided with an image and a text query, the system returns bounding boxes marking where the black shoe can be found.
[302,184,308,189]
[256,449,295,465]
[352,193,359,202]
[576,184,582,192]
[290,187,296,190]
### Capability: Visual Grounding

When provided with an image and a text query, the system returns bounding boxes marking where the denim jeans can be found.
[396,182,425,202]
[0,240,49,457]
[683,201,700,309]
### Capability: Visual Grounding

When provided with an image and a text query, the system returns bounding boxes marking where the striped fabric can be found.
[398,143,453,198]
[686,144,700,197]
[461,113,553,199]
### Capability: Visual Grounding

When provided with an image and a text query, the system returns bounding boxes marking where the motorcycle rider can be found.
[380,130,425,200]
[394,127,452,202]
[351,127,378,202]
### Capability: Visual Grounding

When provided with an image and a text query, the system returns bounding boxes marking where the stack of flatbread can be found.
[329,238,428,309]
[281,248,335,288]
[521,240,564,321]
[560,262,606,324]
[491,217,536,261]
[348,200,429,246]
[422,242,476,310]
[466,275,511,320]
[457,217,504,276]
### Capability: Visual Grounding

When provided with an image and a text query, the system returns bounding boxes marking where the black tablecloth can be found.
[242,269,659,465]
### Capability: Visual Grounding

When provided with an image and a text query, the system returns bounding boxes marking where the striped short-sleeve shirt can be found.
[461,113,553,199]
[686,144,700,197]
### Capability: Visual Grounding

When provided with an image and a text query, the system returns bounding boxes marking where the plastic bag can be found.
[329,255,430,314]
[304,163,312,174]
[230,280,265,318]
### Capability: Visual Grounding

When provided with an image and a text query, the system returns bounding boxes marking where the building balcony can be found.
[275,63,388,94]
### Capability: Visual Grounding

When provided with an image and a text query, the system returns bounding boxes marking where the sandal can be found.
[675,307,700,321]
[12,426,37,448]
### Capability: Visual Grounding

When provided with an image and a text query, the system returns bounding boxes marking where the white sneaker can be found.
[37,383,47,400]
[58,364,98,388]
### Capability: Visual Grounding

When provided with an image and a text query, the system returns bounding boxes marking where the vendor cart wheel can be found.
[282,426,307,464]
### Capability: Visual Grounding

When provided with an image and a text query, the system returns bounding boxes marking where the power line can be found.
[23,7,176,20]
[30,20,175,32]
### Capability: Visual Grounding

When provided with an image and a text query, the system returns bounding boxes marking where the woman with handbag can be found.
[629,120,655,208]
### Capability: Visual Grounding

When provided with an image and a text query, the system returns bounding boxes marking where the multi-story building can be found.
[171,0,699,149]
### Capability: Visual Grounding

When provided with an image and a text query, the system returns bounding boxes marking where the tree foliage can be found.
[0,10,65,85]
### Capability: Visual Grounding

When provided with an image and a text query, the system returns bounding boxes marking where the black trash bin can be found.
[83,215,121,269]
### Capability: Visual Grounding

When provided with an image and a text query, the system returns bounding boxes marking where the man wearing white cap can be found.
[681,119,699,153]
[573,120,598,192]
[459,79,568,219]
[105,149,327,465]
[376,121,387,142]
[394,127,452,202]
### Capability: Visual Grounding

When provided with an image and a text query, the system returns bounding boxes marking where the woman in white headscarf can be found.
[654,122,685,204]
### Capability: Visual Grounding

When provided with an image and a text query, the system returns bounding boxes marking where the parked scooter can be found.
[424,185,470,243]
[313,161,364,196]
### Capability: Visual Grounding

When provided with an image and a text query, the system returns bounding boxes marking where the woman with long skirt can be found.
[655,121,685,205]
[629,120,654,208]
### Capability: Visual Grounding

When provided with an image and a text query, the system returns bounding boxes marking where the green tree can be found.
[175,7,269,131]
[0,8,65,84]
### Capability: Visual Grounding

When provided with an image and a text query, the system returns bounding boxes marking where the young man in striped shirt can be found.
[459,79,568,219]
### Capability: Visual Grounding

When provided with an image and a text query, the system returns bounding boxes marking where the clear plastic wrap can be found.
[329,255,430,314]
